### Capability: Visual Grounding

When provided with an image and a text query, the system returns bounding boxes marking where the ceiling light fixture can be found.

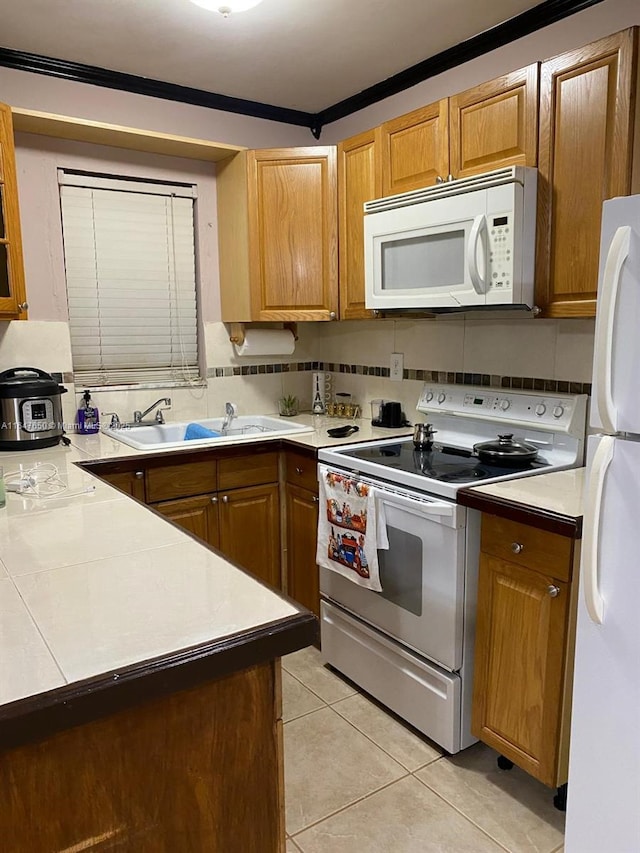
[190,0,264,16]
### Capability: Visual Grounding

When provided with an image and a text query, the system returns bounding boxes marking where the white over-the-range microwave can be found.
[364,166,537,312]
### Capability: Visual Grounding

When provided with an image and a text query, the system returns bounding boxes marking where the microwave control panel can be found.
[487,214,514,293]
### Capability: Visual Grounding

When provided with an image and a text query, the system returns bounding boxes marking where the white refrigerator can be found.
[565,194,640,853]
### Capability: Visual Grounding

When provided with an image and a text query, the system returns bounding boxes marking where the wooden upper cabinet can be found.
[536,28,639,318]
[379,100,449,195]
[449,64,539,178]
[0,103,28,319]
[337,128,381,319]
[217,147,338,322]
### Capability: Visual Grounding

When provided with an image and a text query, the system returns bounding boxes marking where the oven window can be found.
[381,230,464,291]
[377,526,423,616]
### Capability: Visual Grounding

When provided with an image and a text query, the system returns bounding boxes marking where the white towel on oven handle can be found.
[316,466,388,592]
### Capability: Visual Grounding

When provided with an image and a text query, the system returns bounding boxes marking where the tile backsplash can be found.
[0,316,596,427]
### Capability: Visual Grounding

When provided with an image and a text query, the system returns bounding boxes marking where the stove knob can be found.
[499,399,510,411]
[553,405,565,419]
[535,403,547,416]
[437,392,446,404]
[425,391,434,403]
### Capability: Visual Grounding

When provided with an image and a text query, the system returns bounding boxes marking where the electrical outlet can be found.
[390,352,404,382]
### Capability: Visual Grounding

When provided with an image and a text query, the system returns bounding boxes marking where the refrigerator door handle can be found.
[582,435,614,624]
[594,226,631,434]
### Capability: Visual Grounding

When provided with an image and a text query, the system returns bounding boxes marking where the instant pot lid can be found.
[0,367,66,398]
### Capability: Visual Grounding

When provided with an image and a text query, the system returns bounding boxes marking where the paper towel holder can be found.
[228,322,298,347]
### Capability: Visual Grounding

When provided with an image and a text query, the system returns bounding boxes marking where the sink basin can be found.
[101,415,313,451]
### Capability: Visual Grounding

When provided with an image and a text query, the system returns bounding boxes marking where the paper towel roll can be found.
[233,328,296,357]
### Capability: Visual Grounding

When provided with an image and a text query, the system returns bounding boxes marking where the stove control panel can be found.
[416,384,586,434]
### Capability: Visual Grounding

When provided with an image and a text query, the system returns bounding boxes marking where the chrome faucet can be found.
[133,397,171,425]
[221,402,237,434]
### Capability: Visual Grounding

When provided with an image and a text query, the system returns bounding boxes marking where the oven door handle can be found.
[375,489,455,518]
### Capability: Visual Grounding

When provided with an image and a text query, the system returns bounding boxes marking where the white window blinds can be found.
[59,172,200,386]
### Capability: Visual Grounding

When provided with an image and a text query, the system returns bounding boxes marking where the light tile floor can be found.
[283,646,565,853]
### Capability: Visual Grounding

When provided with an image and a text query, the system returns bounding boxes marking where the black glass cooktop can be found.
[341,440,550,484]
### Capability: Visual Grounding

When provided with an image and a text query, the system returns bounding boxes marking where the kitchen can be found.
[0,0,639,850]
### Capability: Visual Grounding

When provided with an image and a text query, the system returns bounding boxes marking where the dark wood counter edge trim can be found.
[0,611,317,751]
[458,487,582,538]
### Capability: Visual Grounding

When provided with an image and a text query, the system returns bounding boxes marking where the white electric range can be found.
[317,383,587,754]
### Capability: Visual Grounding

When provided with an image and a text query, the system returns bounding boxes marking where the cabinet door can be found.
[472,553,569,787]
[285,482,320,617]
[0,103,28,319]
[379,100,449,196]
[337,129,381,319]
[536,28,637,317]
[449,64,539,178]
[219,482,281,588]
[247,148,338,321]
[101,469,146,502]
[153,494,220,548]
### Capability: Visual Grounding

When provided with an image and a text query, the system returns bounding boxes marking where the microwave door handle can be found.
[467,215,489,294]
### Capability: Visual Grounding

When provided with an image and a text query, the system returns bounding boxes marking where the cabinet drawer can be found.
[218,451,278,490]
[481,515,573,582]
[146,459,217,502]
[285,450,318,492]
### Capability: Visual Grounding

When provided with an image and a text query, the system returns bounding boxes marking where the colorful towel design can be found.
[316,465,388,592]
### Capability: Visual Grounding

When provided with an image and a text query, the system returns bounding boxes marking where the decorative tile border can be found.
[207,362,592,396]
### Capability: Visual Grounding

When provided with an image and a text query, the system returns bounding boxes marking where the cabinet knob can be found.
[222,495,229,503]
[511,542,524,554]
[329,311,336,320]
[312,495,319,503]
[210,496,218,504]
[547,585,560,598]
[18,302,29,311]
[134,471,144,479]
[295,467,303,474]
[436,175,445,184]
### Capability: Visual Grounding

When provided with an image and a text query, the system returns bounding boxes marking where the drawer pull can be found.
[134,471,144,480]
[295,467,303,474]
[548,585,560,598]
[210,496,218,504]
[511,542,524,554]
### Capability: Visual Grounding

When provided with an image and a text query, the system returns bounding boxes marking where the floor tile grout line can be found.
[289,771,412,840]
[329,700,445,774]
[411,771,513,853]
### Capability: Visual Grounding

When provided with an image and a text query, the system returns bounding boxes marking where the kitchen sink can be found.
[102,415,313,451]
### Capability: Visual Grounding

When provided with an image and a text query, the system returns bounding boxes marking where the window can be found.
[59,171,200,386]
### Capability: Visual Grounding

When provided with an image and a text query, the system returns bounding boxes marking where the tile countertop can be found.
[458,467,585,537]
[0,434,320,727]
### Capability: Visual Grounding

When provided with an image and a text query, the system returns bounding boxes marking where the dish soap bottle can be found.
[76,389,100,434]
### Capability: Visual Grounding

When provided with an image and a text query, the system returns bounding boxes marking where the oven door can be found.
[319,483,466,672]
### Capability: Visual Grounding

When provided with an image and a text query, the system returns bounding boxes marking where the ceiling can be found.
[0,0,595,122]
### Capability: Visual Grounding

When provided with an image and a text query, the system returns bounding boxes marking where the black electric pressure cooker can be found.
[0,367,67,450]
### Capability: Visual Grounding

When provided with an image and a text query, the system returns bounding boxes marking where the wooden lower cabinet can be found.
[219,482,281,588]
[285,482,320,617]
[0,661,285,852]
[472,514,578,789]
[153,493,220,548]
[99,468,146,501]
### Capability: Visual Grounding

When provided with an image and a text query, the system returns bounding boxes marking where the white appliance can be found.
[364,166,537,312]
[319,384,586,754]
[565,195,640,853]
